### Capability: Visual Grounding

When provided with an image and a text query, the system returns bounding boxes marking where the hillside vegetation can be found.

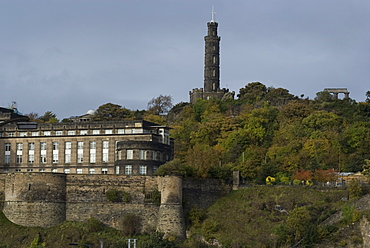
[164,83,370,183]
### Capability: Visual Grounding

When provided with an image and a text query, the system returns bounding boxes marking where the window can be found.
[103,141,109,149]
[115,166,120,175]
[5,143,11,164]
[27,169,33,172]
[29,143,35,150]
[65,142,71,150]
[20,132,27,137]
[15,169,21,172]
[16,143,23,151]
[29,153,35,164]
[40,142,46,150]
[92,130,100,135]
[44,131,51,136]
[40,142,47,163]
[31,132,39,136]
[77,141,84,163]
[8,132,14,137]
[105,129,112,134]
[65,142,71,163]
[139,150,146,160]
[125,165,132,175]
[76,168,83,174]
[68,130,75,135]
[90,141,96,149]
[90,141,96,163]
[52,142,58,150]
[126,150,133,160]
[52,168,58,173]
[117,129,124,134]
[16,143,22,164]
[102,168,108,175]
[152,151,156,160]
[89,168,95,174]
[153,166,158,174]
[102,141,109,163]
[80,130,88,135]
[40,154,47,163]
[39,169,45,172]
[139,165,147,175]
[16,155,22,164]
[56,131,63,136]
[64,168,70,174]
[53,142,59,163]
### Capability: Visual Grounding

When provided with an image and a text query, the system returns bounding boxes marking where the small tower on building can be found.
[190,8,234,104]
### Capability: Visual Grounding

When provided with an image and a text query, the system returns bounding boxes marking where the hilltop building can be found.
[0,115,173,175]
[189,9,234,104]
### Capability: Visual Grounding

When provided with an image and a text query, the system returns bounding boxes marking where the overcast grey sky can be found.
[1,0,370,119]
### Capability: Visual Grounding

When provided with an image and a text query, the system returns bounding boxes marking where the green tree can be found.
[92,103,133,121]
[38,111,59,123]
[286,206,311,240]
[237,82,267,103]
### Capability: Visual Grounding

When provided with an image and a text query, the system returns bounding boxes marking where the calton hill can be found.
[3,82,370,247]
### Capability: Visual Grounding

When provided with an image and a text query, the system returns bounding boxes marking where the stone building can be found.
[189,10,234,104]
[0,119,173,175]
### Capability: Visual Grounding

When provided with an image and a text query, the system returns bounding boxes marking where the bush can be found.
[187,207,206,227]
[86,217,103,233]
[120,213,140,236]
[348,180,363,198]
[106,189,131,202]
[140,232,177,248]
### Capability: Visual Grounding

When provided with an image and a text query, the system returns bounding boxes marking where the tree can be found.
[147,95,173,115]
[366,91,370,103]
[314,91,333,102]
[237,82,267,103]
[38,111,59,123]
[92,103,133,121]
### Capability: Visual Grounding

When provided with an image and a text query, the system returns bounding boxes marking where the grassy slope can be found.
[188,186,349,247]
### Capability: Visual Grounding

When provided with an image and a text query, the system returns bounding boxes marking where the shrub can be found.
[86,217,103,233]
[106,189,131,203]
[120,213,140,236]
[106,189,121,202]
[187,206,206,227]
[348,180,363,198]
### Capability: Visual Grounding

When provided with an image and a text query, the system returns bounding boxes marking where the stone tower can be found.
[190,9,234,104]
[204,17,220,92]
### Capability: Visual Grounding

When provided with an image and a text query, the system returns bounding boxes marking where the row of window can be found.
[4,142,166,165]
[1,128,145,137]
[6,165,153,175]
[4,141,109,164]
[7,168,109,174]
[116,165,156,176]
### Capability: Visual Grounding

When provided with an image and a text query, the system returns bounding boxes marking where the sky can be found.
[1,0,370,119]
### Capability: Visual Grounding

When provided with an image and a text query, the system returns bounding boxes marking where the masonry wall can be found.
[65,174,161,233]
[1,173,231,239]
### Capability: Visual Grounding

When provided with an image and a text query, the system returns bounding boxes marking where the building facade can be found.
[189,12,234,104]
[0,120,173,175]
